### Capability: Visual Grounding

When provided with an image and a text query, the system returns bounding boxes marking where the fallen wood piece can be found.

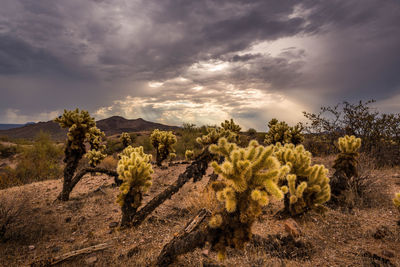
[184,208,210,234]
[129,149,213,227]
[30,242,112,267]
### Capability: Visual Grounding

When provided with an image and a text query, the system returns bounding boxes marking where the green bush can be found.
[0,132,63,188]
[0,144,18,159]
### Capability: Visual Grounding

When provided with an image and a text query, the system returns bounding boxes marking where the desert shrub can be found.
[264,119,304,145]
[98,155,118,170]
[207,138,289,260]
[7,132,63,186]
[273,143,330,216]
[117,146,153,226]
[105,138,124,155]
[0,192,25,242]
[0,144,18,159]
[303,100,400,165]
[0,167,19,190]
[150,129,177,166]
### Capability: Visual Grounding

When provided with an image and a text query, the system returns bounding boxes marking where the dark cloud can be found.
[0,0,399,126]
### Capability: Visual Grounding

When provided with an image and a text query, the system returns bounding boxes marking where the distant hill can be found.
[0,116,179,140]
[0,124,25,130]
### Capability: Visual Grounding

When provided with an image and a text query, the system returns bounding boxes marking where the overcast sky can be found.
[1,0,399,130]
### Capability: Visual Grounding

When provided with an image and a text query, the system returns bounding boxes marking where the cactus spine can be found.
[120,132,132,148]
[274,143,331,215]
[264,119,304,145]
[55,109,104,201]
[117,146,153,226]
[208,138,289,260]
[150,129,177,166]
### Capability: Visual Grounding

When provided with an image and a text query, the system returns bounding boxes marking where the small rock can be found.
[109,221,119,228]
[85,256,97,265]
[201,249,209,256]
[28,245,35,251]
[382,250,395,258]
[284,218,302,237]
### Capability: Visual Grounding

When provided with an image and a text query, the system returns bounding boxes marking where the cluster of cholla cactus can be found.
[150,129,177,166]
[120,132,132,148]
[331,135,361,200]
[196,127,237,148]
[117,146,153,226]
[85,127,106,167]
[273,143,331,215]
[207,138,290,260]
[264,118,304,145]
[55,109,105,200]
[185,149,194,161]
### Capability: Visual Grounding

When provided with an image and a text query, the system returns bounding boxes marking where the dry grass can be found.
[0,157,399,266]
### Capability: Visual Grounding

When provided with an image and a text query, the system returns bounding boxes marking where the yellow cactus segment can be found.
[274,143,330,215]
[116,146,153,208]
[86,149,106,167]
[185,149,194,160]
[208,138,288,259]
[393,192,400,208]
[209,214,223,228]
[338,135,362,153]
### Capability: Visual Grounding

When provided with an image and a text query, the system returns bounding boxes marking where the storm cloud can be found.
[0,0,399,130]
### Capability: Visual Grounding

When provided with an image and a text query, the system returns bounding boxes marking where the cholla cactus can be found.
[55,109,105,200]
[117,146,153,226]
[264,119,304,145]
[331,135,361,200]
[333,135,361,178]
[120,132,132,148]
[208,138,289,260]
[185,150,194,161]
[274,143,330,215]
[221,119,241,134]
[150,129,177,166]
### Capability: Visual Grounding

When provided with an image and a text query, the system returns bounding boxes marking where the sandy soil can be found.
[0,160,399,267]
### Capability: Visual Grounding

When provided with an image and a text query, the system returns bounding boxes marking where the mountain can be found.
[0,124,25,130]
[0,116,179,140]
